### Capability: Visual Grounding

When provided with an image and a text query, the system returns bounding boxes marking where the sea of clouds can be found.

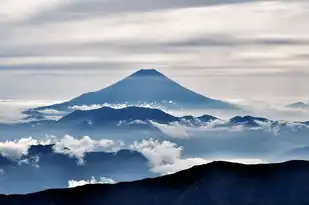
[2,99,309,190]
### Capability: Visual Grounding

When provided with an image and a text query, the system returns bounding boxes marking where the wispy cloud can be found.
[1,0,309,102]
[0,0,69,23]
[0,99,63,122]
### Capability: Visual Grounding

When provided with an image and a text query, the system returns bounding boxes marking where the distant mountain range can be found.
[0,145,151,194]
[2,106,309,139]
[286,102,309,109]
[49,107,309,131]
[1,106,221,139]
[58,106,219,128]
[29,69,238,113]
[2,160,309,205]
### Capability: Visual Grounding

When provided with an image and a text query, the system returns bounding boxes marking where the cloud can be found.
[2,1,309,67]
[18,155,40,168]
[0,135,124,164]
[32,108,67,120]
[239,100,309,122]
[68,176,116,188]
[0,99,62,123]
[69,102,166,111]
[52,135,124,164]
[129,139,182,167]
[128,138,268,175]
[0,137,38,160]
[23,0,262,24]
[129,139,208,174]
[1,0,309,104]
[151,122,189,139]
[0,0,70,23]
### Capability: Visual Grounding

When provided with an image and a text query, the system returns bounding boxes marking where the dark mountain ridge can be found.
[2,160,309,205]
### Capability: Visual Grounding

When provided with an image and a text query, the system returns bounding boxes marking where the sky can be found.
[1,0,309,105]
[3,1,309,193]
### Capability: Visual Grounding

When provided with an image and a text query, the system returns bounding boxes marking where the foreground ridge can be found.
[1,160,309,205]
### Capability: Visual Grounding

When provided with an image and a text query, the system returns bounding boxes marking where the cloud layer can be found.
[0,0,309,104]
[52,135,124,164]
[0,135,123,164]
[0,137,38,159]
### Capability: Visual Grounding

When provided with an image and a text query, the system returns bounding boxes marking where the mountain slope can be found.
[229,115,271,127]
[3,106,309,139]
[286,102,309,109]
[2,161,309,205]
[59,106,179,125]
[32,69,237,111]
[0,145,151,194]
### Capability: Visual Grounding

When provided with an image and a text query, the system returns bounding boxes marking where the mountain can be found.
[58,106,218,128]
[0,107,221,139]
[0,145,151,194]
[2,160,309,205]
[59,106,179,125]
[3,106,309,139]
[229,115,271,127]
[226,115,309,133]
[275,146,309,162]
[31,69,237,112]
[286,102,309,109]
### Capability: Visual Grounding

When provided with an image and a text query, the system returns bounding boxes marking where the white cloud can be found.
[129,139,182,167]
[68,176,116,188]
[129,138,268,175]
[0,0,69,23]
[0,135,124,164]
[52,135,124,164]
[2,1,309,69]
[238,100,309,122]
[129,139,208,174]
[69,102,169,112]
[0,137,38,160]
[18,155,40,168]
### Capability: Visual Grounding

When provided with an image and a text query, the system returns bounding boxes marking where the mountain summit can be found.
[33,69,237,111]
[129,69,165,77]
